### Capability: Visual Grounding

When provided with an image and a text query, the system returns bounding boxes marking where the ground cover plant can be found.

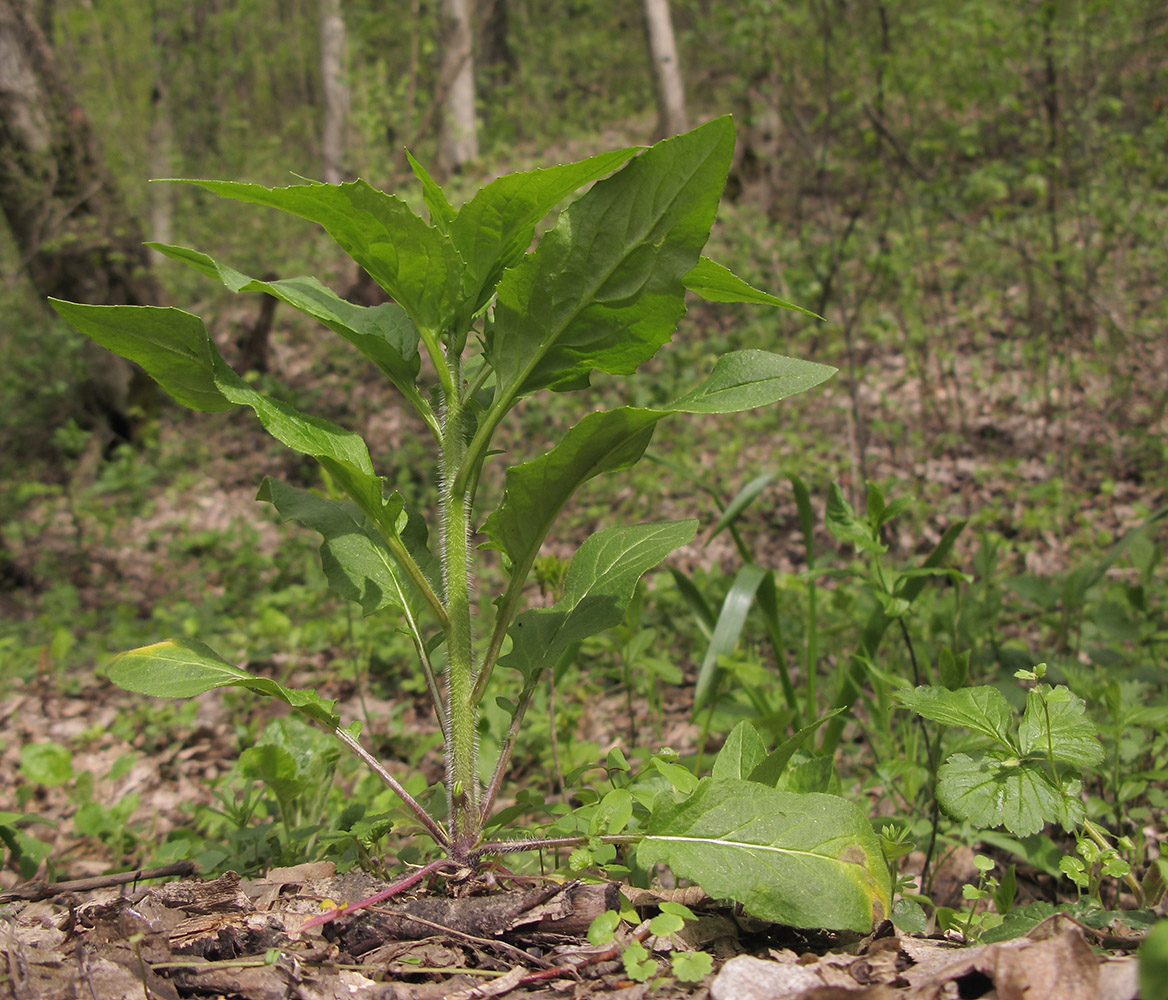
[48,118,901,934]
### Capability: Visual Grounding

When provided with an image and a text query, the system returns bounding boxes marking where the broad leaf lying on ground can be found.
[638,777,891,933]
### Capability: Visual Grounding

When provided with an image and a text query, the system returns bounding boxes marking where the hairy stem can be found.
[441,352,480,859]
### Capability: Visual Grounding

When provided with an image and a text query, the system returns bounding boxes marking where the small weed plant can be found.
[53,120,893,931]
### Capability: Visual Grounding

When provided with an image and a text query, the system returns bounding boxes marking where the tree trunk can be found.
[319,0,348,185]
[148,2,177,244]
[149,80,174,244]
[436,0,477,178]
[481,0,515,85]
[0,0,159,440]
[643,0,687,138]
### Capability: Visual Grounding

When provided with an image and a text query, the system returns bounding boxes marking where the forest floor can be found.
[2,259,1166,997]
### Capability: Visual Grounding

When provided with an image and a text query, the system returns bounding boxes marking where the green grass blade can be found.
[693,563,769,714]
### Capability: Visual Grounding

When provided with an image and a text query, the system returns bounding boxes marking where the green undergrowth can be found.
[5,459,1166,937]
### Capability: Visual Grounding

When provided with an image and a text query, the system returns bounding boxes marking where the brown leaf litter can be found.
[0,864,1143,999]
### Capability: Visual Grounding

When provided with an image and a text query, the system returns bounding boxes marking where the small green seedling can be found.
[53,119,892,932]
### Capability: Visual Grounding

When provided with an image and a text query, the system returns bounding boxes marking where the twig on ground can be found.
[0,861,198,903]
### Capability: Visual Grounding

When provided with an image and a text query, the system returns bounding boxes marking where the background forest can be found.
[2,0,1168,975]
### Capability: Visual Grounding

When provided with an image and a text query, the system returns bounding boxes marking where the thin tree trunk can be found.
[0,0,159,440]
[148,82,174,244]
[319,0,348,185]
[481,0,515,84]
[436,0,477,178]
[643,0,687,138]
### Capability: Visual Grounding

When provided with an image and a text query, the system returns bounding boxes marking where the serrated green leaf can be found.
[489,118,734,398]
[406,150,456,231]
[481,407,662,566]
[450,146,639,316]
[936,752,1084,837]
[638,778,891,932]
[712,721,767,780]
[171,178,462,332]
[1018,689,1105,767]
[147,244,424,408]
[502,521,697,684]
[683,256,821,318]
[107,638,339,728]
[895,685,1017,749]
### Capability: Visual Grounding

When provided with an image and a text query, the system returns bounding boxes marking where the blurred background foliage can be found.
[1,0,1165,705]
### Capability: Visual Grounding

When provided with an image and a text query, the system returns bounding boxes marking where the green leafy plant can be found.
[586,901,714,986]
[52,119,891,930]
[897,663,1105,838]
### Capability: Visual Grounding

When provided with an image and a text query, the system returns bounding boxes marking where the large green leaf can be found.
[482,349,834,582]
[895,685,1016,750]
[638,778,891,932]
[450,147,639,317]
[51,301,387,519]
[936,752,1085,837]
[171,178,462,333]
[481,407,662,565]
[683,257,821,318]
[501,520,697,684]
[257,478,431,618]
[49,300,232,413]
[106,638,339,728]
[147,244,423,405]
[1018,689,1105,767]
[488,118,735,398]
